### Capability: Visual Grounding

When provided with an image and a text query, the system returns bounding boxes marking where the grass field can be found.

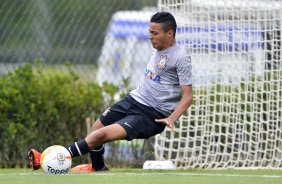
[1,168,282,184]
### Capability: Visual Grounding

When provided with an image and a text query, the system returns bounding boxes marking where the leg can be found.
[70,97,129,171]
[68,120,127,150]
[69,123,127,171]
[85,121,127,170]
[85,123,127,150]
[86,119,107,170]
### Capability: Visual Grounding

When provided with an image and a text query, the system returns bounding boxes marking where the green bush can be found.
[0,64,117,167]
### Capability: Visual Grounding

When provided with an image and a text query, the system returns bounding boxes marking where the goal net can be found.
[155,0,282,169]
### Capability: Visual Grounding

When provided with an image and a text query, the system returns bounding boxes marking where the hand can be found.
[155,118,176,133]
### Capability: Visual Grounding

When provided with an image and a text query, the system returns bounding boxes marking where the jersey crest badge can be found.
[157,55,169,69]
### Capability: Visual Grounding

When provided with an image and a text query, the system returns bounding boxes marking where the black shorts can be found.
[99,94,166,141]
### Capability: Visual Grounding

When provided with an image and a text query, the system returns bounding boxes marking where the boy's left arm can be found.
[155,85,193,132]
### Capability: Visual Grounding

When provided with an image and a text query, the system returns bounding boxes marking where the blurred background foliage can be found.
[0,0,157,168]
[0,0,157,64]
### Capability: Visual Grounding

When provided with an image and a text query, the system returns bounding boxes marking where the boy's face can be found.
[149,22,173,51]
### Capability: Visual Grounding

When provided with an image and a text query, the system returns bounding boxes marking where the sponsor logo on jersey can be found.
[144,69,160,83]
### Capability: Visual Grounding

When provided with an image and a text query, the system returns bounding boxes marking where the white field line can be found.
[0,172,282,178]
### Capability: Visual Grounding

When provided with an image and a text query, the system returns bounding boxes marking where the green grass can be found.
[1,168,282,184]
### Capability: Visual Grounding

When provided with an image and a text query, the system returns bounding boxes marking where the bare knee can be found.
[85,129,107,149]
[92,130,107,142]
[85,124,127,150]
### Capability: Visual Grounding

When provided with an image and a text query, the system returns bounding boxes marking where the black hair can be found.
[150,12,177,37]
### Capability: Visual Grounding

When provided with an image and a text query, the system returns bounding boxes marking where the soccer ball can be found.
[40,145,72,174]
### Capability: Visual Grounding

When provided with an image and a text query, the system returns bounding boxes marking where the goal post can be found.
[155,0,282,169]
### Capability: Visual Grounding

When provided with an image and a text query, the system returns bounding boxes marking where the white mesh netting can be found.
[155,0,282,169]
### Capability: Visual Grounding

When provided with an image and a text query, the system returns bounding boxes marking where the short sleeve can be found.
[176,49,192,86]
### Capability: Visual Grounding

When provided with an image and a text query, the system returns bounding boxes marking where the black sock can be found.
[89,145,105,171]
[66,139,90,158]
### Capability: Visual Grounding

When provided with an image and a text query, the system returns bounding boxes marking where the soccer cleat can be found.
[28,149,41,170]
[71,164,109,172]
[71,164,94,172]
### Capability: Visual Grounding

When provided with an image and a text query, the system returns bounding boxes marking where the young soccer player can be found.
[28,11,193,172]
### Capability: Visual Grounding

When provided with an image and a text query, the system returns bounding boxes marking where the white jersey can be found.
[130,44,192,116]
